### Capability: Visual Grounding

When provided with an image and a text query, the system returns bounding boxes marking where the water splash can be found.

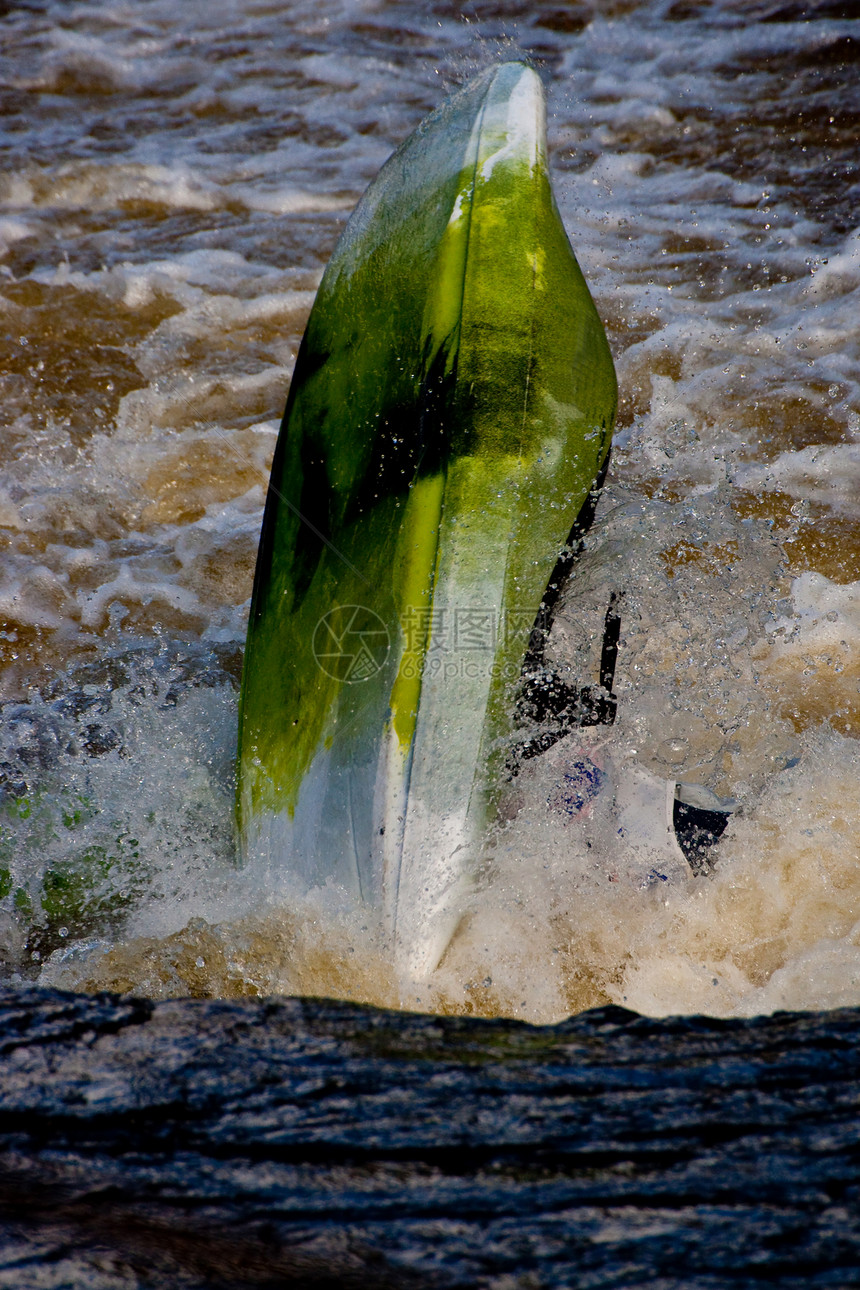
[1,0,858,1021]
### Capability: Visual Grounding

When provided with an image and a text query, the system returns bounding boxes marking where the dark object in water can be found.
[673,797,733,875]
[2,985,860,1287]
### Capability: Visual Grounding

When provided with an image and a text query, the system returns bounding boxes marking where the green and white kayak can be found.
[237,61,617,981]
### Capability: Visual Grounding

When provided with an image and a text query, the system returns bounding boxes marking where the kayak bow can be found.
[238,62,617,980]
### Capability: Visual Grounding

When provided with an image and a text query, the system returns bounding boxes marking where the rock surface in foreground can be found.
[1,986,859,1288]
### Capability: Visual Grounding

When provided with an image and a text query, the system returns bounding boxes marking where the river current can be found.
[1,0,859,1024]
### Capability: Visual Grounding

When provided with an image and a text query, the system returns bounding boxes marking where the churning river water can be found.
[1,0,859,1026]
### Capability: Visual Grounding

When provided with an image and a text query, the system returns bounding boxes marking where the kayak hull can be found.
[238,62,617,981]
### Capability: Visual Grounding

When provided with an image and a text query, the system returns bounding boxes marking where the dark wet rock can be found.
[0,640,238,786]
[1,986,860,1287]
[81,722,124,757]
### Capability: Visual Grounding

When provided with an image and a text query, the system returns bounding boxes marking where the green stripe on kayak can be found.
[238,62,617,980]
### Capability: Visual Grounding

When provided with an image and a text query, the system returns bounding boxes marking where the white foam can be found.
[22,163,221,213]
[233,187,356,215]
[735,444,860,510]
